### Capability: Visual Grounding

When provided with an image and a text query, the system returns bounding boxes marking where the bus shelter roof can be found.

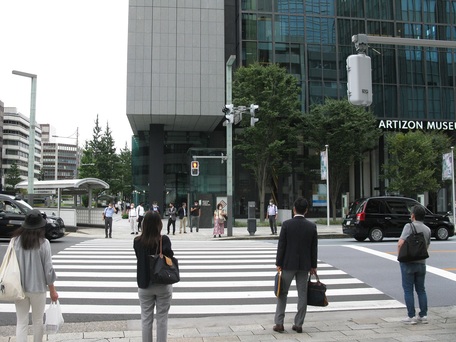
[15,178,109,194]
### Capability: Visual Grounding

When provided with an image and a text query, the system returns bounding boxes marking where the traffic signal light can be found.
[346,53,372,106]
[249,104,259,126]
[222,104,234,114]
[191,161,199,176]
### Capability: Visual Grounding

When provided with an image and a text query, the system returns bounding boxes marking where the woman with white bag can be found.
[12,209,59,342]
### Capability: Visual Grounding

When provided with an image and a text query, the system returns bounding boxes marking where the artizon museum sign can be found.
[378,119,456,131]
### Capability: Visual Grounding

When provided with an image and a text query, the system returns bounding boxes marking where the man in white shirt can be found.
[266,199,278,235]
[136,202,145,232]
[128,203,138,234]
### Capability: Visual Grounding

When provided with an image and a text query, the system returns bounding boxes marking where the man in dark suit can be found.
[273,197,318,333]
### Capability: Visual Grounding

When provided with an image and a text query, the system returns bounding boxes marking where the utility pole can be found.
[226,55,236,237]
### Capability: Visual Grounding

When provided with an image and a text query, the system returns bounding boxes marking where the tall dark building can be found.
[127,0,456,216]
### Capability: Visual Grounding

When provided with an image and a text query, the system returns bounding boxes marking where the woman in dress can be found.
[12,209,59,342]
[213,203,226,238]
[134,211,174,342]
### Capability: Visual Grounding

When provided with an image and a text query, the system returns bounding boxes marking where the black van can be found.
[342,196,454,242]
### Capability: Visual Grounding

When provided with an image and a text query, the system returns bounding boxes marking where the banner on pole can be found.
[320,150,328,180]
[442,152,453,180]
[312,184,327,207]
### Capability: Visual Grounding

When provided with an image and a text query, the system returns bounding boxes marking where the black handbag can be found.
[397,222,429,262]
[149,236,180,284]
[307,274,328,307]
[274,271,282,297]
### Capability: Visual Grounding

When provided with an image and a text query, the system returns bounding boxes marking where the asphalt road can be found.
[1,235,455,327]
[318,238,456,307]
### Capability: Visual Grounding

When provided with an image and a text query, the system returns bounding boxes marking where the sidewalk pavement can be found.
[67,214,347,240]
[1,216,455,341]
[1,307,455,341]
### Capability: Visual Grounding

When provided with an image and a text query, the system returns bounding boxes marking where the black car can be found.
[0,194,65,240]
[342,196,454,242]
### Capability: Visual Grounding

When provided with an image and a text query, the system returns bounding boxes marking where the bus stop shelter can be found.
[15,178,109,225]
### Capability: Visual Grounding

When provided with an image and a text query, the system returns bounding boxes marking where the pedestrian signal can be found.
[191,161,199,176]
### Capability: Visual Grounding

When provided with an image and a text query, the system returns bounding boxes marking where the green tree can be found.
[382,131,451,198]
[5,161,22,190]
[233,63,302,220]
[303,99,381,220]
[116,143,132,203]
[79,115,119,200]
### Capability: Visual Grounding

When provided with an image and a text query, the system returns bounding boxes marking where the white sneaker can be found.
[417,316,428,324]
[401,316,418,325]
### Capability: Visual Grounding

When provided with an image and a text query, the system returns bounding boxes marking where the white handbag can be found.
[44,300,64,334]
[0,238,25,302]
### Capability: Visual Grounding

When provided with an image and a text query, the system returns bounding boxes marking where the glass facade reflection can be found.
[129,0,456,217]
[237,0,456,211]
[240,0,456,120]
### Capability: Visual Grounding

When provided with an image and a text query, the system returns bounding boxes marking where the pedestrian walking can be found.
[12,209,59,342]
[177,202,187,234]
[190,200,201,232]
[273,197,318,334]
[137,202,145,232]
[166,203,177,235]
[134,211,174,342]
[150,201,160,215]
[213,203,226,238]
[104,202,118,238]
[129,203,138,235]
[398,205,431,325]
[266,199,278,234]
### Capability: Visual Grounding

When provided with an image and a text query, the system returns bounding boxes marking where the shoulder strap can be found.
[410,222,417,234]
[159,236,163,257]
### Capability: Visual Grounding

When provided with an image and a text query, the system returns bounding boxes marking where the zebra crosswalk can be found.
[0,239,404,322]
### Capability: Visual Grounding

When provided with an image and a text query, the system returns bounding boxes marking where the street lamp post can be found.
[12,70,37,202]
[226,55,236,237]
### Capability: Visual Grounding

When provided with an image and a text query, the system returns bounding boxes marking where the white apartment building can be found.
[41,124,79,180]
[2,107,42,189]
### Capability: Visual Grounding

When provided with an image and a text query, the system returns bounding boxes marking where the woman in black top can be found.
[166,202,177,235]
[134,211,174,342]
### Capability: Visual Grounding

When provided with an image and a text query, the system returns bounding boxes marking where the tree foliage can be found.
[303,99,381,219]
[78,115,132,202]
[382,131,451,198]
[117,142,133,202]
[233,63,302,221]
[5,161,22,190]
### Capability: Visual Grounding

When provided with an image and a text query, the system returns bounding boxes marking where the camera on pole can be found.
[346,53,372,106]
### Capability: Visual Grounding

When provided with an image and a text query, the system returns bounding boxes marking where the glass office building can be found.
[128,1,456,216]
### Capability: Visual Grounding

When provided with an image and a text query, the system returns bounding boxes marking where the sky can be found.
[0,0,131,150]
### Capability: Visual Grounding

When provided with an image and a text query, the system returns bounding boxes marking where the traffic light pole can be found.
[350,34,456,222]
[352,34,456,52]
[226,55,236,237]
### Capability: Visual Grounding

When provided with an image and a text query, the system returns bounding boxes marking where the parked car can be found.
[0,194,65,240]
[342,196,454,242]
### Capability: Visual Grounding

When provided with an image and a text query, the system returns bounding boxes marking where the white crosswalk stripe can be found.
[0,239,404,319]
